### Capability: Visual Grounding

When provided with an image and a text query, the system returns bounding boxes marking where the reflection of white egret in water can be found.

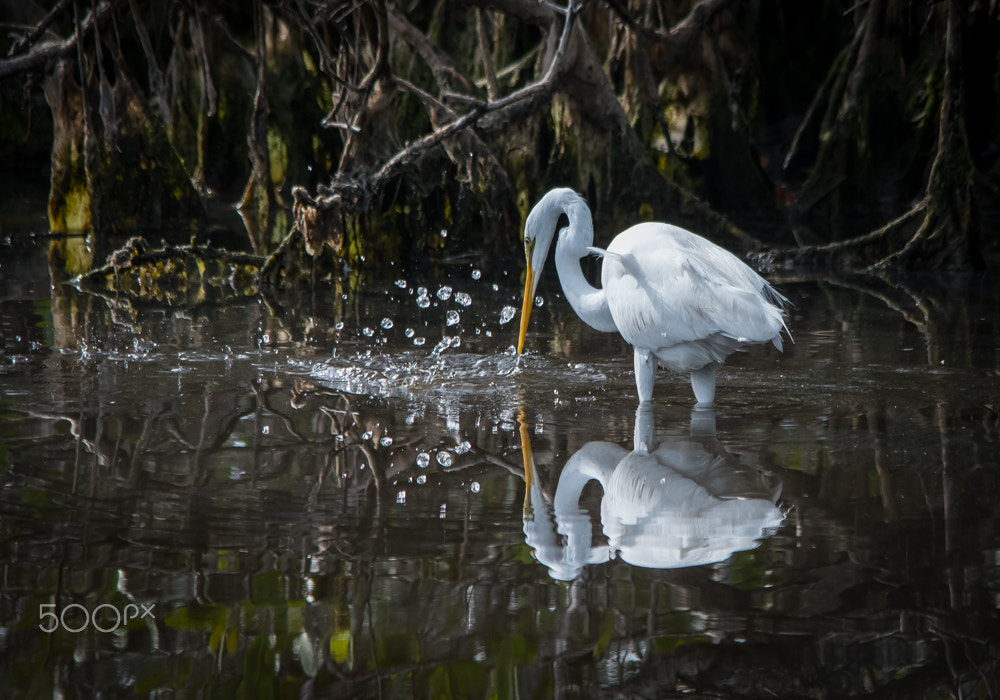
[517,188,790,406]
[522,404,784,581]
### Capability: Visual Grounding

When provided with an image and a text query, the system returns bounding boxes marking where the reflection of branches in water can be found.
[784,271,992,368]
[28,368,519,507]
[767,272,998,540]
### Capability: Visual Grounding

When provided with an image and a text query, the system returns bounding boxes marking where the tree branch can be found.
[0,0,112,81]
[370,0,580,190]
[5,0,73,58]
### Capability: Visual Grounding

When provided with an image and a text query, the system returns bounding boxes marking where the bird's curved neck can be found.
[554,200,616,333]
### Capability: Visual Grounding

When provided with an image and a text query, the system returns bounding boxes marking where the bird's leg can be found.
[634,402,656,453]
[689,406,717,436]
[690,364,717,407]
[633,349,657,403]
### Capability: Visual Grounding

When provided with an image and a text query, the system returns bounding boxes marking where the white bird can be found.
[521,404,784,581]
[517,188,790,406]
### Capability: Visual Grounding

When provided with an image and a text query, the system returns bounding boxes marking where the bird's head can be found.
[518,188,578,354]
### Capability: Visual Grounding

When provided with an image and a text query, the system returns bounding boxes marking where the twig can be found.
[476,8,501,100]
[474,44,539,88]
[357,0,389,92]
[6,0,72,58]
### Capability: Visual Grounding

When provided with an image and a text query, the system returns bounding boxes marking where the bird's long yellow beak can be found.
[519,408,534,513]
[517,266,535,355]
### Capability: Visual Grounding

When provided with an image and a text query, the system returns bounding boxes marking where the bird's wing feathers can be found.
[601,224,787,354]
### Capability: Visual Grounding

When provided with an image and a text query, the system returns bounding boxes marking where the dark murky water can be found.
[2,235,999,698]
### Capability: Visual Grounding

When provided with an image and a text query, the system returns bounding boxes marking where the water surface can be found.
[2,238,999,697]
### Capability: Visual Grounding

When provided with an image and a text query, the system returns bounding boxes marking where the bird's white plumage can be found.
[518,188,789,405]
[601,223,787,373]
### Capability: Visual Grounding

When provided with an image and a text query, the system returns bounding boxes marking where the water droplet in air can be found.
[436,451,453,467]
[455,440,471,455]
[380,318,394,329]
[396,491,406,505]
[395,279,407,289]
[416,293,431,308]
[455,292,472,307]
[416,474,427,485]
[446,310,460,326]
[413,337,426,346]
[416,452,430,468]
[362,327,374,337]
[432,337,452,355]
[362,430,373,441]
[499,305,517,325]
[534,296,544,307]
[471,269,482,280]
[380,436,393,447]
[334,321,344,331]
[437,286,453,301]
[405,328,415,338]
[470,481,481,494]
[440,229,448,238]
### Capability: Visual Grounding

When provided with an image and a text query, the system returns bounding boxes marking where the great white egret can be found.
[517,189,789,406]
[521,404,784,580]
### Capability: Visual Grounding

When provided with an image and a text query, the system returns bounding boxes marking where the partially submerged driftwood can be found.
[74,236,262,307]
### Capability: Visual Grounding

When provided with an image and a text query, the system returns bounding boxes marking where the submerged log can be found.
[75,236,262,307]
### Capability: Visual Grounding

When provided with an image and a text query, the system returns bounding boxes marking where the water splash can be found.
[499,306,517,325]
[432,336,460,355]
